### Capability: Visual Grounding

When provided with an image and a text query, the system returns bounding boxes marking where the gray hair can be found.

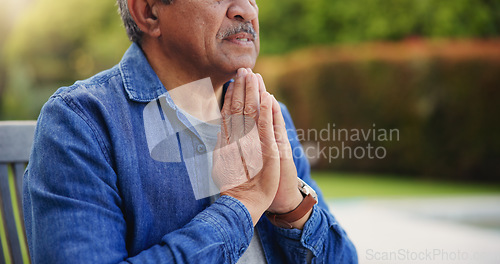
[116,0,173,43]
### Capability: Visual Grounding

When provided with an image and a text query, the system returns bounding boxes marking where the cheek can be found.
[182,18,216,51]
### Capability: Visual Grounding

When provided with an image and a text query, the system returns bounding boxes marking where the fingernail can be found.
[237,68,247,78]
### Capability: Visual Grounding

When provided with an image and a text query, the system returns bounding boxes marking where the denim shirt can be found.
[23,43,358,264]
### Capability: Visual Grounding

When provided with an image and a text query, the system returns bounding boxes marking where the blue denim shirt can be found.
[23,43,357,264]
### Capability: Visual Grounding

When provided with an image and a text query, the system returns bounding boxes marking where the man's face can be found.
[156,0,260,79]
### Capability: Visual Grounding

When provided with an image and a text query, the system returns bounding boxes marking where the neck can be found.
[141,41,232,121]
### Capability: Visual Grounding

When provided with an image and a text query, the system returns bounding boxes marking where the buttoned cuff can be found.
[274,204,335,257]
[195,195,254,262]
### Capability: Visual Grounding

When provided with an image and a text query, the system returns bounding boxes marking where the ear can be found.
[128,0,161,38]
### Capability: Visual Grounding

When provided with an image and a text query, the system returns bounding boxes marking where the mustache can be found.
[217,22,257,40]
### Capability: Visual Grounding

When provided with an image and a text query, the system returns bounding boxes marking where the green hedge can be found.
[259,0,500,54]
[257,41,500,181]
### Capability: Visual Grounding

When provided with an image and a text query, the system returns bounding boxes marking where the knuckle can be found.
[243,104,258,116]
[260,101,271,111]
[275,128,288,140]
[258,119,270,130]
[275,136,288,145]
[231,100,244,113]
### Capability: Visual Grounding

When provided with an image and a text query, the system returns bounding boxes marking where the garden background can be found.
[2,0,500,263]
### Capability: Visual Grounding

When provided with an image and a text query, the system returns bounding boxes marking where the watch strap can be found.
[266,193,317,229]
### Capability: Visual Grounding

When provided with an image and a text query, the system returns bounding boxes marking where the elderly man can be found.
[23,0,357,263]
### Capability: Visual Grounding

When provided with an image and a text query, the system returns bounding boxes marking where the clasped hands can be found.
[213,68,310,229]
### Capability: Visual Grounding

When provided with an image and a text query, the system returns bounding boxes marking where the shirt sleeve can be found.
[271,103,358,263]
[23,95,254,264]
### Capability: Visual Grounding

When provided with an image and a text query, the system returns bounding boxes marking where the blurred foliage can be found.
[255,40,500,181]
[258,0,500,53]
[2,0,500,119]
[0,2,9,109]
[1,0,129,119]
[4,0,128,83]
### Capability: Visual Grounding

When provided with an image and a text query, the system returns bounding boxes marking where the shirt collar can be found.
[119,43,167,103]
[118,42,232,107]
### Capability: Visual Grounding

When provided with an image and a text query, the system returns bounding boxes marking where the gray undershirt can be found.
[179,109,267,264]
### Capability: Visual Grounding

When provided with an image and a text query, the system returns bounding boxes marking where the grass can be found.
[311,171,500,198]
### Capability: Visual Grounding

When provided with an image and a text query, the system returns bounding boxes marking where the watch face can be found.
[298,178,318,202]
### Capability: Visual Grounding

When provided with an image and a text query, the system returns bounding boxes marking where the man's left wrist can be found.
[289,206,313,230]
[271,189,304,214]
[266,179,318,229]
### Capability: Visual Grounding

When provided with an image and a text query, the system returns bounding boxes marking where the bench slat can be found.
[0,164,23,264]
[0,121,36,163]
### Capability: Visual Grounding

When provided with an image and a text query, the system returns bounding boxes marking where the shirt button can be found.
[197,144,206,153]
[239,245,246,254]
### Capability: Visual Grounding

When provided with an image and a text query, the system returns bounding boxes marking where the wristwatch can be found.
[266,178,318,229]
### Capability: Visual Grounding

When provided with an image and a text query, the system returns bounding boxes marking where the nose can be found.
[227,0,258,22]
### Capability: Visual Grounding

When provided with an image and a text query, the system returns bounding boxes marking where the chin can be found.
[232,57,257,71]
[212,55,258,80]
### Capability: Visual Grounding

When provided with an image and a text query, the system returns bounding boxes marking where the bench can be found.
[0,121,36,264]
